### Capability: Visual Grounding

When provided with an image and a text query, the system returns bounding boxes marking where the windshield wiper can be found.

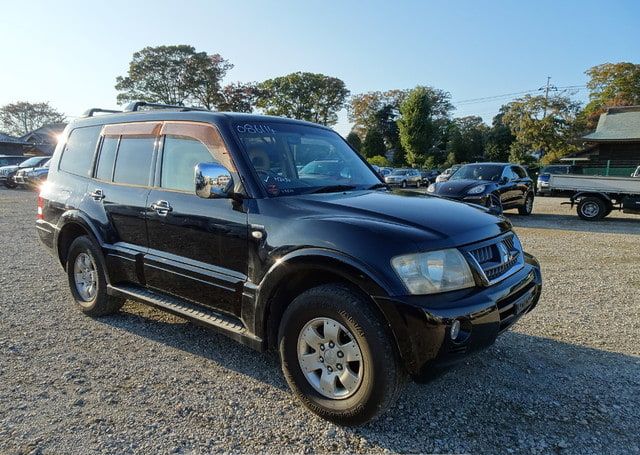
[367,182,389,190]
[308,185,357,194]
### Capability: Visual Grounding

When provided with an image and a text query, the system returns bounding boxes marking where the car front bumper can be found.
[374,253,542,381]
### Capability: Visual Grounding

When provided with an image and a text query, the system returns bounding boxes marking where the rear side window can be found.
[161,136,216,192]
[95,137,119,181]
[513,166,528,179]
[59,126,101,176]
[113,137,155,186]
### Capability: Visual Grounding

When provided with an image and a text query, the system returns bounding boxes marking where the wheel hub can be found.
[297,317,363,399]
[74,252,98,301]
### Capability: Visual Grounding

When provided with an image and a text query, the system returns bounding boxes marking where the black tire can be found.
[518,192,534,215]
[577,196,606,221]
[4,178,16,189]
[401,180,408,188]
[278,284,405,426]
[485,193,503,214]
[416,180,421,188]
[66,236,125,316]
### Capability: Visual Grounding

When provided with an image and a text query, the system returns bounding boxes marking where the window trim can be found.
[92,135,121,182]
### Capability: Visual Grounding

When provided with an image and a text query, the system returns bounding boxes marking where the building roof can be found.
[583,106,640,142]
[0,133,30,145]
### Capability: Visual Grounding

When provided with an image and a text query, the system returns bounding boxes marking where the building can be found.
[563,106,640,176]
[0,122,66,157]
[0,133,29,156]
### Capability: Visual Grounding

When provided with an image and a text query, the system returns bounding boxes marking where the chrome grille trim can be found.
[463,232,524,286]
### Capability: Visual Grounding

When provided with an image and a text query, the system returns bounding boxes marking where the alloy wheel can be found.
[73,252,98,301]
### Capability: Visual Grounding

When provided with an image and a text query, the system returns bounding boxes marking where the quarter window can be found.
[113,137,155,186]
[161,136,216,192]
[95,137,119,181]
[59,126,101,177]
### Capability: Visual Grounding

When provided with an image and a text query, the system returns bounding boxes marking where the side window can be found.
[113,137,155,186]
[513,166,528,179]
[161,136,217,192]
[59,126,101,176]
[95,137,119,181]
[502,167,517,181]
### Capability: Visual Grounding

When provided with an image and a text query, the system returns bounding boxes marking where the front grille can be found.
[467,233,522,284]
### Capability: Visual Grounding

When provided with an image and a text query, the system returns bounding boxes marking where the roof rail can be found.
[82,108,123,117]
[123,101,210,112]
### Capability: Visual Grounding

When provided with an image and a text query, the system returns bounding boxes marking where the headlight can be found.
[467,185,486,195]
[391,249,475,294]
[426,184,435,193]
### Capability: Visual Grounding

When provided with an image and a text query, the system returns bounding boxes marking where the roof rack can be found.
[123,101,210,113]
[82,108,123,117]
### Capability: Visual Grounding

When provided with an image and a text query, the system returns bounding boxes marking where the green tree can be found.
[217,82,258,112]
[346,131,362,152]
[446,116,488,163]
[0,101,65,136]
[348,90,408,146]
[484,107,515,162]
[256,72,349,126]
[583,62,640,128]
[367,155,390,167]
[115,45,233,109]
[362,129,386,158]
[502,94,582,165]
[398,86,453,166]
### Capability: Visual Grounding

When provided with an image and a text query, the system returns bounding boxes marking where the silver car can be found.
[384,168,422,188]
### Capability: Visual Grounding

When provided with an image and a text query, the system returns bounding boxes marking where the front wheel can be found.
[401,180,408,188]
[577,197,606,221]
[518,192,534,215]
[4,178,16,189]
[278,284,405,426]
[416,180,421,188]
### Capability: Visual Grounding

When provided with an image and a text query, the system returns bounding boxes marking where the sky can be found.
[1,0,639,136]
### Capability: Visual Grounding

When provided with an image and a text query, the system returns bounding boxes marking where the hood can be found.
[290,190,509,247]
[433,179,490,197]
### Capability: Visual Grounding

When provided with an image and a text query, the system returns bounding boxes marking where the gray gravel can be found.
[1,188,639,454]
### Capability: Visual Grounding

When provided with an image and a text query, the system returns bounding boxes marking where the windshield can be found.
[450,164,504,182]
[19,157,45,168]
[233,122,380,196]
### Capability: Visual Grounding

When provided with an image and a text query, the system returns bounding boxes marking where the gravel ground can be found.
[1,188,639,454]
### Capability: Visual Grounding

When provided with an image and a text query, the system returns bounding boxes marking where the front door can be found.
[143,122,248,317]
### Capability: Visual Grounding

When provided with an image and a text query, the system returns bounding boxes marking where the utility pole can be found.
[540,76,557,118]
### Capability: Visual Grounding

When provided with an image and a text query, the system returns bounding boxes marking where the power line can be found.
[453,84,587,106]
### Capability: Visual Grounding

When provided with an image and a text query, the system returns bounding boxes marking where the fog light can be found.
[450,320,461,340]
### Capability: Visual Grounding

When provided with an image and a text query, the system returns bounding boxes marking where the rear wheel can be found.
[518,192,534,215]
[278,284,405,426]
[577,197,606,221]
[416,180,421,188]
[66,236,125,316]
[401,180,408,188]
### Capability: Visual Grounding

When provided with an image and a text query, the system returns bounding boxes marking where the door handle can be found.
[90,189,105,201]
[150,200,173,216]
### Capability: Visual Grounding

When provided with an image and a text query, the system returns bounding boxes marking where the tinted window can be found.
[59,126,101,176]
[95,137,119,181]
[161,136,215,192]
[513,166,528,178]
[450,164,504,182]
[113,137,155,186]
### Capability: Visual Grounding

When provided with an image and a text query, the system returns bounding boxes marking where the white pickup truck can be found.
[548,173,640,220]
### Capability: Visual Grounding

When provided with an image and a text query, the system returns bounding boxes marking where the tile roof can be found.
[583,106,640,142]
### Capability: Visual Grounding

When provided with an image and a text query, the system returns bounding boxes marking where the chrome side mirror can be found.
[195,162,234,199]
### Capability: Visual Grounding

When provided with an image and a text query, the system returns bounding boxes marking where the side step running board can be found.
[107,284,263,351]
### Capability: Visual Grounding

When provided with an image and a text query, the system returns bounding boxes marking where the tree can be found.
[446,116,488,163]
[583,62,640,128]
[217,82,258,113]
[367,155,390,167]
[115,45,233,108]
[484,107,515,162]
[362,129,386,158]
[256,72,349,126]
[502,94,582,164]
[397,86,453,166]
[0,101,65,136]
[348,89,408,142]
[346,131,362,152]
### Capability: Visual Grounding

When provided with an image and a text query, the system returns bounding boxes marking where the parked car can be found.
[435,164,461,183]
[0,156,50,188]
[0,155,26,168]
[420,169,440,185]
[428,162,535,215]
[537,164,582,195]
[16,159,50,189]
[384,168,422,187]
[37,103,542,425]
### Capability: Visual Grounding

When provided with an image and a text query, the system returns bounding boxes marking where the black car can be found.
[37,104,542,425]
[420,169,440,185]
[0,156,50,188]
[427,163,535,215]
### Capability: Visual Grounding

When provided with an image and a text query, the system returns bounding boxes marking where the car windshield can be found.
[449,164,504,182]
[19,157,45,168]
[233,122,380,196]
[391,170,408,176]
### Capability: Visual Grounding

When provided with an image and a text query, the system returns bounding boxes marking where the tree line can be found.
[2,43,639,169]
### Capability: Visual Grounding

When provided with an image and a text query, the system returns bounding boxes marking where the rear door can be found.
[87,122,160,284]
[144,121,248,317]
[499,166,520,208]
[511,166,531,205]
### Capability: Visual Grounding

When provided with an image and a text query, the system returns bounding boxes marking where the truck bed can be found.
[548,174,640,195]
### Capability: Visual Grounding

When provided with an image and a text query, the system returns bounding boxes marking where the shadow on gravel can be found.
[508,211,640,235]
[100,305,640,453]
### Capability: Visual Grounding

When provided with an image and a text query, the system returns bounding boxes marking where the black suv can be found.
[37,104,542,425]
[427,163,535,215]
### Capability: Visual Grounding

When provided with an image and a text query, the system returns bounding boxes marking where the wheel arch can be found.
[55,210,105,270]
